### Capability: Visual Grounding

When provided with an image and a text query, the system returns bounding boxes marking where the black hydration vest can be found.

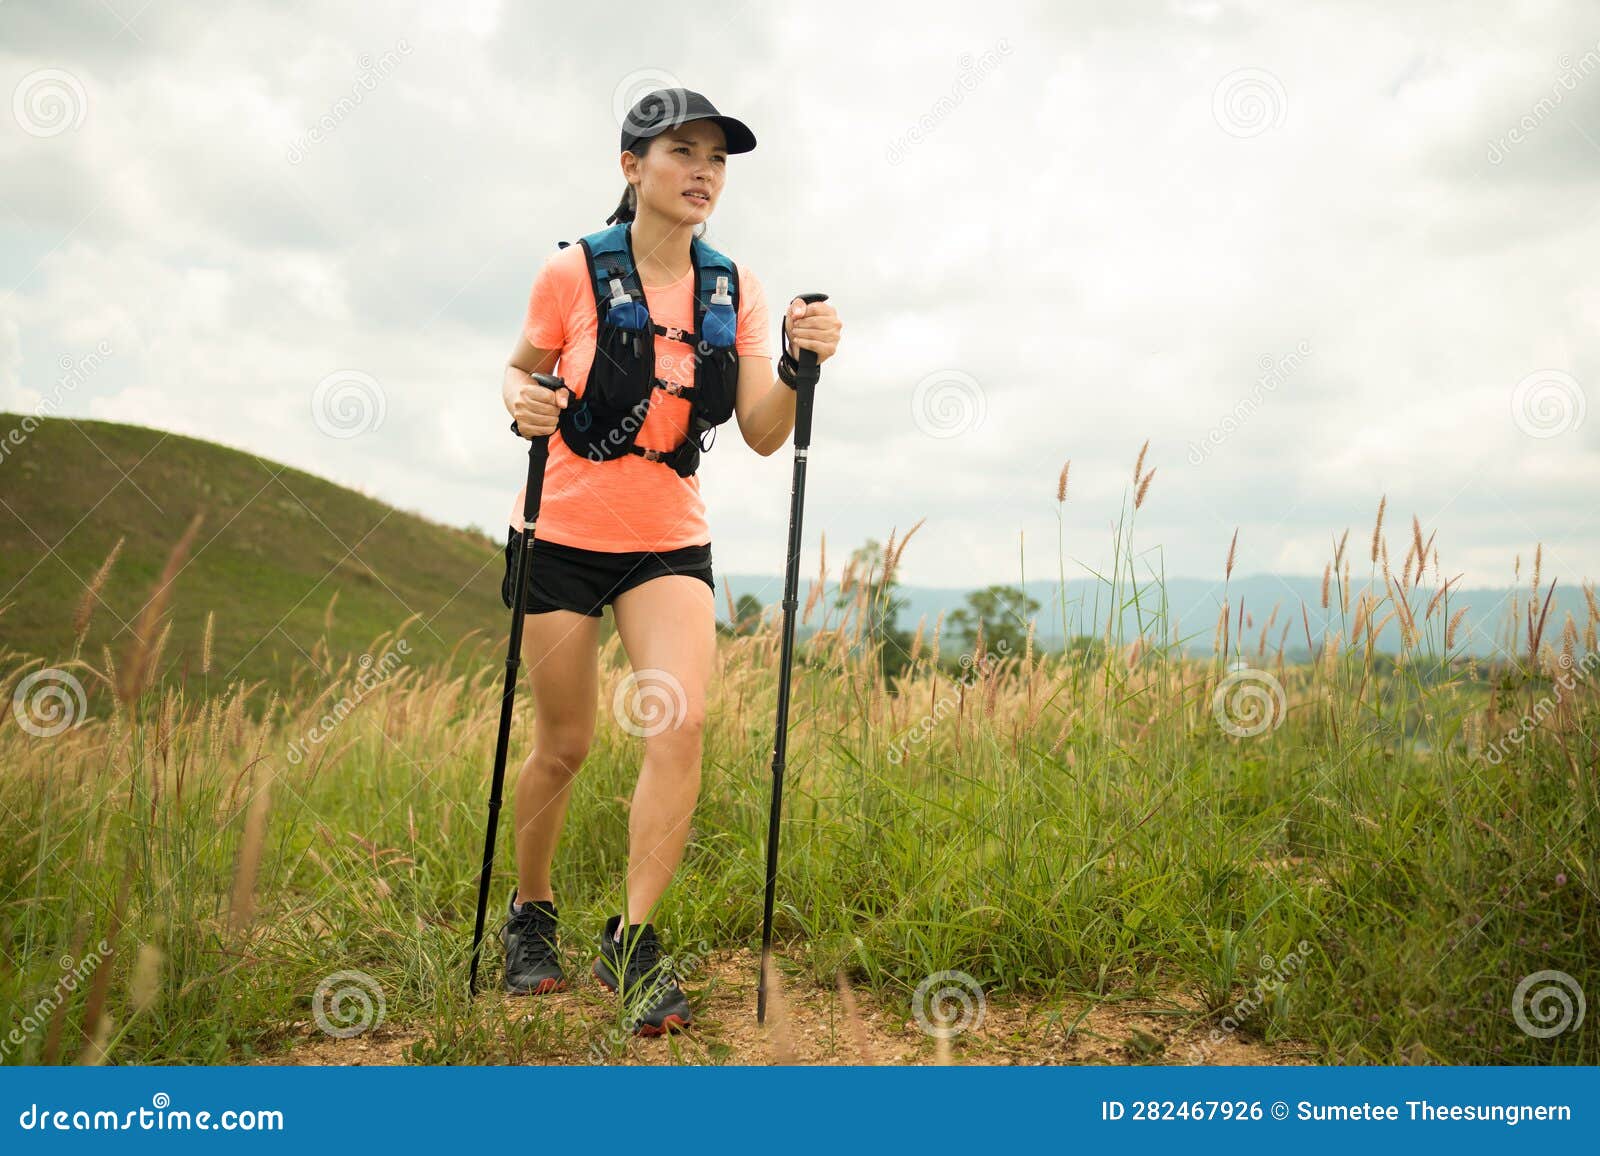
[556,222,741,478]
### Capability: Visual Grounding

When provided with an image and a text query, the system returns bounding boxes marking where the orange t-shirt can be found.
[508,237,771,551]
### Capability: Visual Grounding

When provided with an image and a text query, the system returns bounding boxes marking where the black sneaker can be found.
[501,892,566,995]
[591,915,693,1036]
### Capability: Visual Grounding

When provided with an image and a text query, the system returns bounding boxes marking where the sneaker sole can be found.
[592,960,692,1035]
[504,976,567,996]
[637,1015,690,1037]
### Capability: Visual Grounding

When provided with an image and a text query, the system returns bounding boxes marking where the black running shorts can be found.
[499,527,714,617]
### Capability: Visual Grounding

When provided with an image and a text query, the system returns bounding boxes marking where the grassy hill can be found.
[5,415,1578,712]
[0,415,506,699]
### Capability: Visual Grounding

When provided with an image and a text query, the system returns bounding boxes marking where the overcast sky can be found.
[3,0,1597,590]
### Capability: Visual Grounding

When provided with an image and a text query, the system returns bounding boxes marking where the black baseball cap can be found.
[620,88,757,156]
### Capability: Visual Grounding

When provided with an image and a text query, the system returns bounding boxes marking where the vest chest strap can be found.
[653,377,696,399]
[651,322,695,344]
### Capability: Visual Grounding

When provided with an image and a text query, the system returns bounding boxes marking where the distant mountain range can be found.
[718,572,1592,660]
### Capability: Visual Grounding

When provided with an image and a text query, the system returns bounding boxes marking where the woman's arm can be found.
[732,355,790,457]
[733,297,842,457]
[503,333,565,438]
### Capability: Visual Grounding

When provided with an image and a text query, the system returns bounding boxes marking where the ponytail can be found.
[606,182,637,226]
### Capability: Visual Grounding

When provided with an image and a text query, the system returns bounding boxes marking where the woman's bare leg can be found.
[609,574,716,927]
[512,608,601,903]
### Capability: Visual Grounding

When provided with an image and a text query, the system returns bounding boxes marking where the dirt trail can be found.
[254,949,1312,1066]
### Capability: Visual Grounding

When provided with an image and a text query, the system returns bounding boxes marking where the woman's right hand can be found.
[510,371,569,438]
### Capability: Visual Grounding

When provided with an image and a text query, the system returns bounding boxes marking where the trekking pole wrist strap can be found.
[779,292,828,391]
[778,313,803,389]
[777,352,800,390]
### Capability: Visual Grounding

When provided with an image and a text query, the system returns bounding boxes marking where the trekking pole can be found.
[469,372,565,998]
[758,292,829,1025]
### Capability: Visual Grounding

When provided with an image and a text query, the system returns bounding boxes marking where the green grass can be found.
[0,451,1594,1066]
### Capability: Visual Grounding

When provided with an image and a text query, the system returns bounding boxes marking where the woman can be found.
[496,88,842,1036]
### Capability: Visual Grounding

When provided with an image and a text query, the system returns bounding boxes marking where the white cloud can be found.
[0,316,31,409]
[3,0,1597,589]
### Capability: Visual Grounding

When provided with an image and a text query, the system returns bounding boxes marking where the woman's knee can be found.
[643,700,706,761]
[614,669,707,735]
[531,729,592,777]
[678,698,707,734]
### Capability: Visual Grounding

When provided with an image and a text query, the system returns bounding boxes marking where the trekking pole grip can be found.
[790,293,828,448]
[509,372,565,526]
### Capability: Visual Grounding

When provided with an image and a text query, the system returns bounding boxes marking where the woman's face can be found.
[627,119,729,226]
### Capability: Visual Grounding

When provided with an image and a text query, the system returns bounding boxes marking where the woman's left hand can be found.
[785,297,842,365]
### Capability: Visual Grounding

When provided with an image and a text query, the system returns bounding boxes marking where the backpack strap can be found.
[575,222,644,329]
[556,225,738,477]
[570,225,739,351]
[689,235,740,349]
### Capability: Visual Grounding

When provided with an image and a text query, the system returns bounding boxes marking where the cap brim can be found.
[658,113,754,154]
[622,112,757,155]
[703,115,757,154]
